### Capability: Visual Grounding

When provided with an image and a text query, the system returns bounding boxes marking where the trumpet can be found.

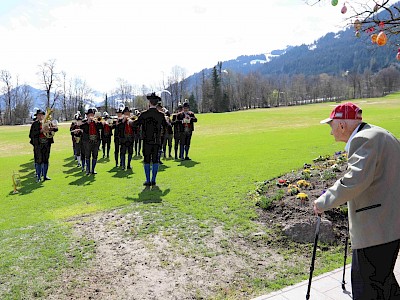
[93,112,104,123]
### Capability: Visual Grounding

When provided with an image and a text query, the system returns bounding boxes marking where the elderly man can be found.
[314,102,400,300]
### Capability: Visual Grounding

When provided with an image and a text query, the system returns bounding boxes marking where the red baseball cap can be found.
[320,102,362,124]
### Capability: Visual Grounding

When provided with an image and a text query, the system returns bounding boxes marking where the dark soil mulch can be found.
[253,152,350,245]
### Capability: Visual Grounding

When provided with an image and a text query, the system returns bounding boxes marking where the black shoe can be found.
[185,157,191,160]
[86,171,90,175]
[127,166,132,170]
[143,181,151,186]
[36,177,41,183]
[151,181,156,186]
[158,161,163,165]
[91,171,97,175]
[43,176,51,181]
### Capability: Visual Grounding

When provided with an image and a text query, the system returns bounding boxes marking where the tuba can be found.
[42,108,57,138]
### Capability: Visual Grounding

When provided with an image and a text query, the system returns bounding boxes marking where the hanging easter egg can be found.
[379,21,385,29]
[396,50,400,61]
[376,32,387,46]
[354,19,361,31]
[371,33,378,43]
[331,0,338,6]
[355,31,361,38]
[341,4,347,14]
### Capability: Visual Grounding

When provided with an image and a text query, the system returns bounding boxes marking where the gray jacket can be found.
[315,124,400,249]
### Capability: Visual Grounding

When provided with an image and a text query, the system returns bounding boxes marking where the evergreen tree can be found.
[188,93,198,113]
[212,65,223,112]
[104,93,109,113]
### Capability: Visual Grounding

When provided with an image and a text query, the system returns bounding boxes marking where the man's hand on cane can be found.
[313,201,324,216]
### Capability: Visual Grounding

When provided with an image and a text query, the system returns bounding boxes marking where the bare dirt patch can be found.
[46,208,281,300]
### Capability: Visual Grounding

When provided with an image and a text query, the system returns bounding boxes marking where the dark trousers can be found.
[72,138,76,156]
[120,140,134,157]
[174,134,181,158]
[352,239,400,300]
[75,141,83,156]
[180,131,192,158]
[102,135,111,157]
[163,133,172,157]
[114,139,120,164]
[84,140,99,160]
[180,131,192,148]
[143,143,160,164]
[34,141,50,164]
[134,134,142,155]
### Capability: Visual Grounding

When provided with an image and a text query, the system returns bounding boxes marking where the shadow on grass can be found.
[68,174,96,186]
[97,157,110,164]
[18,158,34,173]
[11,170,44,195]
[63,156,77,168]
[177,160,200,168]
[107,166,135,178]
[126,186,170,204]
[158,163,170,172]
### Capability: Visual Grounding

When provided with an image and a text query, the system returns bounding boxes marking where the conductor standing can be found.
[136,93,167,186]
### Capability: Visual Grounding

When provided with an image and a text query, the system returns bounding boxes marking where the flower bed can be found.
[251,152,349,244]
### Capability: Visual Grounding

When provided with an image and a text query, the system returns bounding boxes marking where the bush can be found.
[259,189,285,210]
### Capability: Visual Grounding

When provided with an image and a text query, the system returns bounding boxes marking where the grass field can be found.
[0,95,399,299]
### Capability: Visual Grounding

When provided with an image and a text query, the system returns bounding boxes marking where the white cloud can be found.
[0,0,350,92]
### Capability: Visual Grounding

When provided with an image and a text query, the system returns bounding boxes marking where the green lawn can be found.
[1,95,400,299]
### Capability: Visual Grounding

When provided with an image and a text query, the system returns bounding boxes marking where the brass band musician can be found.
[81,108,103,175]
[29,109,58,182]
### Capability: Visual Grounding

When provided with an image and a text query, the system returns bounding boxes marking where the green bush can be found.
[259,190,285,209]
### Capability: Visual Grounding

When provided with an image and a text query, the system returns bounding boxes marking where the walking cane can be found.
[341,218,349,290]
[306,215,321,300]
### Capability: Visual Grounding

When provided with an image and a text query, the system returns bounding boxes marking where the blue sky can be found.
[0,0,355,92]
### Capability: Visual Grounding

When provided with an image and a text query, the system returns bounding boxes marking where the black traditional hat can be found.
[122,106,131,113]
[183,102,190,108]
[34,109,45,116]
[116,107,123,114]
[103,112,109,119]
[87,108,96,115]
[146,92,161,101]
[177,103,183,109]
